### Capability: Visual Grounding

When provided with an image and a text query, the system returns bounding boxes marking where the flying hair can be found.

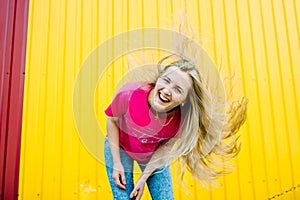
[121,14,248,188]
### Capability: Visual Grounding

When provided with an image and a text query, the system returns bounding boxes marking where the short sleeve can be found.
[104,82,139,117]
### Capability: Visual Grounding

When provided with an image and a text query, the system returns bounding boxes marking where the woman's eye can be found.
[176,88,182,94]
[162,77,170,83]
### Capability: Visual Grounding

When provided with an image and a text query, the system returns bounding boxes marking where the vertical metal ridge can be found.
[208,3,215,198]
[1,0,15,198]
[0,0,29,198]
[127,0,129,31]
[247,0,269,198]
[210,1,226,198]
[58,0,69,199]
[270,0,296,196]
[197,0,201,36]
[40,0,53,198]
[221,0,230,199]
[156,0,159,28]
[251,0,272,197]
[111,0,115,91]
[18,0,34,196]
[170,0,174,14]
[183,0,187,13]
[223,0,245,199]
[258,0,283,196]
[292,0,300,50]
[281,0,300,150]
[76,0,82,198]
[141,0,144,28]
[210,0,216,61]
[95,1,100,199]
[121,0,126,76]
[234,1,255,199]
[53,1,64,198]
[27,2,43,197]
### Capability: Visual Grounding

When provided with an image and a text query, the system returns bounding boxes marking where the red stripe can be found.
[0,0,29,199]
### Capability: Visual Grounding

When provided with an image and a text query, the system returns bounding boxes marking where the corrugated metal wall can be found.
[19,0,300,199]
[0,0,29,199]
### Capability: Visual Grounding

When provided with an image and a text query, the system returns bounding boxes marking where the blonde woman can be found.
[104,57,247,200]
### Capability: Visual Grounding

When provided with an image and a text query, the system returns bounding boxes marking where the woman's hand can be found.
[112,162,126,190]
[130,176,146,200]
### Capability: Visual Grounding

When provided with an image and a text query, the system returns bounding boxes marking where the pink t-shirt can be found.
[105,82,182,162]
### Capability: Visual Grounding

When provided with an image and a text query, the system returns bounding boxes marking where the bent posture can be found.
[104,58,247,200]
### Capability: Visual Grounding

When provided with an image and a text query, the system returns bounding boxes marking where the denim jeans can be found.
[104,137,174,200]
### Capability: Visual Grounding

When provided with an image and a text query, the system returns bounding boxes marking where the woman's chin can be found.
[153,104,168,113]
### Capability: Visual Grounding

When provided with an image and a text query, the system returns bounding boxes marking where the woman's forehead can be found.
[162,66,192,88]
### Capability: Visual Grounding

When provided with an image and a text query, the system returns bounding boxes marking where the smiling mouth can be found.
[158,92,170,103]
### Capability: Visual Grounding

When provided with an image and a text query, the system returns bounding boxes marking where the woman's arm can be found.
[130,138,177,199]
[145,138,176,178]
[106,117,126,189]
[106,117,121,163]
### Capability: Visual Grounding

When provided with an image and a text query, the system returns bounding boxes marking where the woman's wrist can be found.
[113,160,122,166]
[140,170,152,181]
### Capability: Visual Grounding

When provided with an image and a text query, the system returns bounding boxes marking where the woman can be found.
[104,57,247,200]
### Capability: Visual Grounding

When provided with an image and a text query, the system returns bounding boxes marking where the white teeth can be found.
[159,93,170,102]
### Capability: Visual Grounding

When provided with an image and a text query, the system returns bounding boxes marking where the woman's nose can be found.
[162,87,171,95]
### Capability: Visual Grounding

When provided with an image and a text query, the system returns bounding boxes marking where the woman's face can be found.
[150,66,193,112]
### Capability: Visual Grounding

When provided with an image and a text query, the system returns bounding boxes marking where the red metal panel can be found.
[0,0,29,199]
[0,0,15,198]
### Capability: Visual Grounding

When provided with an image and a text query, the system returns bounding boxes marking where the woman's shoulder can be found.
[119,82,153,93]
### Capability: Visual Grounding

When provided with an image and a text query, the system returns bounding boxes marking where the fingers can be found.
[130,188,143,200]
[130,188,137,198]
[135,190,143,200]
[112,163,126,190]
[112,173,126,190]
[130,178,145,199]
[120,171,126,186]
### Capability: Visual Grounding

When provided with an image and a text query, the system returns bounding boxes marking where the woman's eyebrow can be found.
[162,75,171,81]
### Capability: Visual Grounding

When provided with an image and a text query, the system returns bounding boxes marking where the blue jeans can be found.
[104,137,174,200]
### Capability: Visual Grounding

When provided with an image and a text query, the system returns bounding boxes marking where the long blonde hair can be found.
[154,57,248,187]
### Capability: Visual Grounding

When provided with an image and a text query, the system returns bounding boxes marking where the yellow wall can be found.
[19,0,300,199]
